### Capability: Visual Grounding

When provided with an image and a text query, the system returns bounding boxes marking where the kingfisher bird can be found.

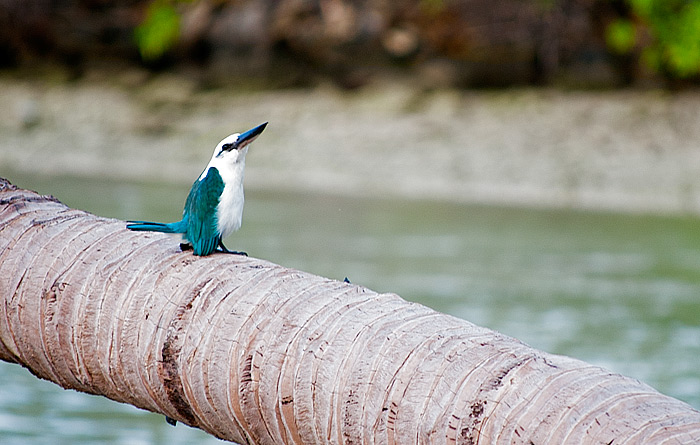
[127,122,267,256]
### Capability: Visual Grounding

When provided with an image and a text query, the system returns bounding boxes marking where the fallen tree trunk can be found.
[1,176,699,444]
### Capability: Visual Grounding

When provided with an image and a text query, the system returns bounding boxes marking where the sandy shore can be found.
[1,72,699,214]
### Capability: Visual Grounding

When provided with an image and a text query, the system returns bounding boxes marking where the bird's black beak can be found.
[236,122,267,150]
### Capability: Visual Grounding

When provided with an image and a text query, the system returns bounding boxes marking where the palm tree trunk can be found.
[1,176,699,444]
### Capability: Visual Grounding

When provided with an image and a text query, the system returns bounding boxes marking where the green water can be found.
[3,173,700,443]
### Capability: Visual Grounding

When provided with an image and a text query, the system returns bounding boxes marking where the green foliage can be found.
[134,1,181,62]
[606,19,636,54]
[420,0,447,14]
[608,0,700,78]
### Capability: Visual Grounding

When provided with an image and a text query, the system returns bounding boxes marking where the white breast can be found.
[217,181,244,238]
[206,157,246,238]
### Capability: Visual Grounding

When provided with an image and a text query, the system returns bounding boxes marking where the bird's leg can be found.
[218,240,247,256]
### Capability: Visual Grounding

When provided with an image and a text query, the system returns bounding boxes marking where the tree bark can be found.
[1,176,699,444]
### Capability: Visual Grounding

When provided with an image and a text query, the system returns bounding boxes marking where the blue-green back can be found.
[183,167,224,256]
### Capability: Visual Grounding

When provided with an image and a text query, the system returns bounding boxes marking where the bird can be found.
[127,122,267,256]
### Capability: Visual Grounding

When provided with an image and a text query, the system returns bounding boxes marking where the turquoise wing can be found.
[183,167,225,256]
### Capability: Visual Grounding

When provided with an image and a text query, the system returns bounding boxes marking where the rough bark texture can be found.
[1,176,700,444]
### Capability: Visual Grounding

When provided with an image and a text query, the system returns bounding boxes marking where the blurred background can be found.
[1,0,700,443]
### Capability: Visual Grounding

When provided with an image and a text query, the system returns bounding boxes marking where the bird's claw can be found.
[217,241,247,256]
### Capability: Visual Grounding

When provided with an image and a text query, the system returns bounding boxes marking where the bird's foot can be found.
[179,243,193,252]
[217,241,247,256]
[220,248,248,256]
[165,415,177,426]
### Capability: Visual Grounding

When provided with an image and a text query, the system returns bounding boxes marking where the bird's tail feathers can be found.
[126,220,185,233]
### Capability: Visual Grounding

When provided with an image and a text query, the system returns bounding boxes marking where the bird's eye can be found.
[222,143,234,151]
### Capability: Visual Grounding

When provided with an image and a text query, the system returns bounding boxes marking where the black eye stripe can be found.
[222,143,235,151]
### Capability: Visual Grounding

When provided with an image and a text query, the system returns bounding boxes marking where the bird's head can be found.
[212,122,268,164]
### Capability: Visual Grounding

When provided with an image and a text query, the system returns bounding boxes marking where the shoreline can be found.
[1,74,699,215]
